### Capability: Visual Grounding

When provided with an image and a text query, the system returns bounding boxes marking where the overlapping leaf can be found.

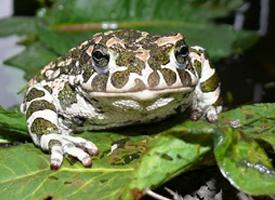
[0,104,274,199]
[215,103,275,196]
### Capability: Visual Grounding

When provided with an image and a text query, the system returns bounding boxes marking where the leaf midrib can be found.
[0,167,134,184]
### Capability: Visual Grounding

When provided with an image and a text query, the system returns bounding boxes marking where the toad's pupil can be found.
[93,50,105,60]
[179,46,188,56]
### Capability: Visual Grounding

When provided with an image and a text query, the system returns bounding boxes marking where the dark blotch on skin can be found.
[43,85,53,94]
[82,63,95,82]
[79,49,91,65]
[26,100,56,118]
[91,73,109,91]
[213,94,223,106]
[148,47,170,70]
[58,82,77,108]
[25,88,45,102]
[189,48,201,56]
[148,71,160,88]
[130,79,146,91]
[194,59,202,77]
[48,139,62,149]
[185,60,196,76]
[111,71,129,89]
[30,118,58,135]
[200,72,219,92]
[160,68,177,86]
[116,51,145,75]
[177,69,191,87]
[114,30,142,45]
[138,34,160,49]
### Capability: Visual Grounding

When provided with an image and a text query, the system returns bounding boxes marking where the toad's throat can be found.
[88,87,194,101]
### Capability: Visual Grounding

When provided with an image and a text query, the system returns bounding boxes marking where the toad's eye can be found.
[92,44,110,68]
[174,42,189,65]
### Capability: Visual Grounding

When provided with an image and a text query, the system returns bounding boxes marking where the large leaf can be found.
[0,131,211,200]
[214,103,275,196]
[3,0,258,79]
[0,107,28,143]
[0,17,36,37]
[0,104,274,199]
[37,0,257,59]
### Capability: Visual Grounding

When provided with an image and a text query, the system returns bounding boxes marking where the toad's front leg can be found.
[190,46,222,122]
[22,84,98,170]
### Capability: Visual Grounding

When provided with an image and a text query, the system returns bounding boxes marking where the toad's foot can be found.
[190,106,222,122]
[40,134,98,170]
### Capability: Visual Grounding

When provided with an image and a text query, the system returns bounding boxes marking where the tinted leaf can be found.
[215,103,275,195]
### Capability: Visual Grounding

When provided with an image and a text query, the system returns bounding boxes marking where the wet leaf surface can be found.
[215,103,275,196]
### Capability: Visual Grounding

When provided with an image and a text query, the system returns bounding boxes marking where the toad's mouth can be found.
[88,86,194,101]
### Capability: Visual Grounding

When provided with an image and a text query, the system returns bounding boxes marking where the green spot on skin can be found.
[58,82,77,108]
[114,30,142,43]
[30,118,58,135]
[43,85,53,94]
[48,139,62,149]
[160,68,176,86]
[194,59,202,77]
[116,51,145,75]
[177,69,191,87]
[213,95,223,106]
[148,71,160,88]
[26,100,56,118]
[111,71,129,89]
[25,88,45,102]
[82,63,95,82]
[200,72,220,92]
[91,73,109,91]
[148,47,170,70]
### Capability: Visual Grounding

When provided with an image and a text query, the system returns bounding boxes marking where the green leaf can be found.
[4,42,58,80]
[0,106,27,141]
[215,103,275,196]
[36,0,257,59]
[0,103,275,198]
[0,17,36,36]
[214,128,275,195]
[3,0,259,79]
[0,106,27,135]
[0,131,210,200]
[218,103,275,148]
